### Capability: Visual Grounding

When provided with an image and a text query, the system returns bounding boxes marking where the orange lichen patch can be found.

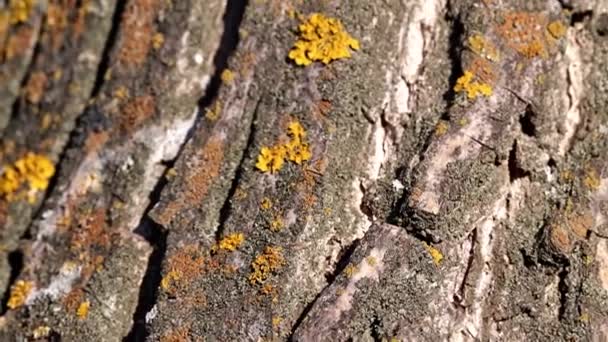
[237,51,257,75]
[344,264,358,278]
[288,13,360,66]
[454,71,493,100]
[312,99,332,120]
[71,209,112,252]
[550,224,571,254]
[434,121,449,136]
[583,167,601,190]
[63,288,85,312]
[547,20,567,39]
[76,300,90,319]
[256,120,312,173]
[467,34,500,61]
[214,232,245,252]
[160,325,191,342]
[23,71,47,103]
[249,246,285,285]
[567,211,594,239]
[154,136,224,226]
[3,26,34,60]
[161,244,205,293]
[261,283,276,296]
[7,280,33,309]
[117,0,159,66]
[0,152,55,203]
[220,69,235,84]
[120,95,155,133]
[497,11,549,58]
[45,1,69,51]
[468,57,497,84]
[71,1,89,41]
[424,243,444,265]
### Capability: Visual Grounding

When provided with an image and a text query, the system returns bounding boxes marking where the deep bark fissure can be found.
[123,0,250,337]
[90,0,126,97]
[214,97,259,241]
[124,219,167,341]
[0,250,24,314]
[288,239,360,340]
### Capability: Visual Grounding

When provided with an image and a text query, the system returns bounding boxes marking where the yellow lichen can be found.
[366,256,377,266]
[216,232,245,251]
[468,34,500,61]
[344,264,358,278]
[272,316,282,330]
[425,244,443,266]
[152,32,164,49]
[255,120,312,173]
[255,145,287,173]
[583,167,601,190]
[435,121,449,136]
[288,13,360,66]
[4,0,36,25]
[270,216,284,232]
[160,270,181,291]
[76,300,90,319]
[260,197,272,210]
[7,280,33,309]
[113,86,129,99]
[32,326,51,339]
[0,152,55,202]
[547,20,567,39]
[454,71,493,100]
[249,246,285,285]
[220,69,235,83]
[205,101,222,121]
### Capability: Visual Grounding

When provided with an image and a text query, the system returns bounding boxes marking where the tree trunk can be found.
[1,0,607,341]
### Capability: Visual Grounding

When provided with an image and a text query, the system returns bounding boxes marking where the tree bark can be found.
[1,0,607,341]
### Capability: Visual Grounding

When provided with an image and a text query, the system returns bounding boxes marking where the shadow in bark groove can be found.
[0,250,24,314]
[90,0,127,97]
[124,0,249,339]
[214,98,260,241]
[288,238,361,340]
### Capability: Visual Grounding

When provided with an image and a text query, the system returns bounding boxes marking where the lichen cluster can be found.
[1,0,36,25]
[255,120,312,173]
[288,13,360,66]
[248,246,285,285]
[7,280,34,309]
[0,152,55,202]
[454,71,493,100]
[214,232,245,252]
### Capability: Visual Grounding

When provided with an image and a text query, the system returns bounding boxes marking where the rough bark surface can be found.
[0,0,607,341]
